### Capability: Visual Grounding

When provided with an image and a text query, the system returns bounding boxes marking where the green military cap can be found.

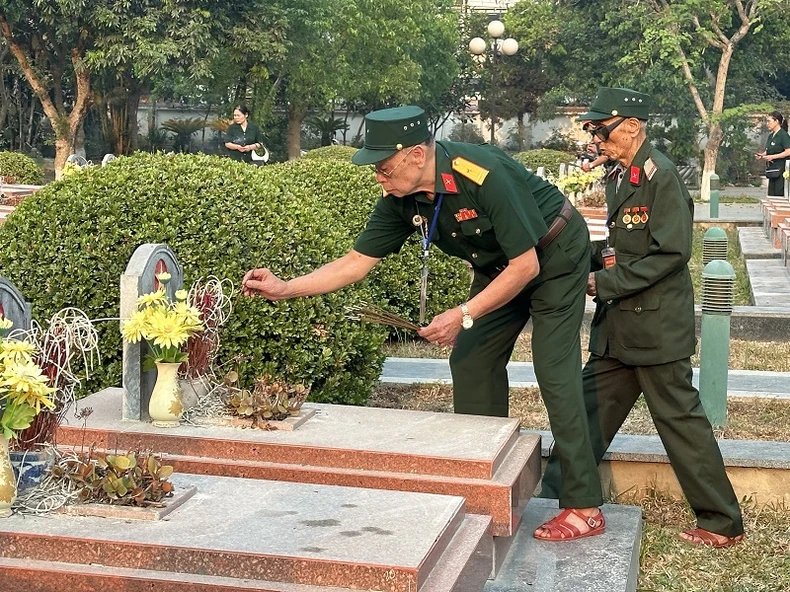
[577,87,652,122]
[351,105,431,166]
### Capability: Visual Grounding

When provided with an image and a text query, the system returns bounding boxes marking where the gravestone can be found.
[120,244,183,421]
[0,275,32,332]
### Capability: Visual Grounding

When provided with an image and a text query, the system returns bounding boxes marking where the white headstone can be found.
[120,244,184,421]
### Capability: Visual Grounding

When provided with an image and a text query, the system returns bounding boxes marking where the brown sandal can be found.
[533,508,606,541]
[679,527,744,549]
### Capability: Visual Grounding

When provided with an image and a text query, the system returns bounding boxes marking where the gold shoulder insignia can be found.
[452,157,489,185]
[644,158,658,181]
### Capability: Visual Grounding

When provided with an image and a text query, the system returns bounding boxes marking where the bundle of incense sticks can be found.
[344,302,420,332]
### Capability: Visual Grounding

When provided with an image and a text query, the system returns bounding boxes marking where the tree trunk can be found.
[287,104,305,160]
[54,136,73,179]
[700,122,723,203]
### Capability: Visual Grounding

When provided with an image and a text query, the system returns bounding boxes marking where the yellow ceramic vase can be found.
[149,362,184,428]
[0,436,17,517]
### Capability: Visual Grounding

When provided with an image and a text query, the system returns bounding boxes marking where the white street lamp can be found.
[469,20,519,145]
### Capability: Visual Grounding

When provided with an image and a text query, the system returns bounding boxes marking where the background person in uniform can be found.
[540,88,744,548]
[224,104,266,164]
[243,105,607,541]
[756,110,790,197]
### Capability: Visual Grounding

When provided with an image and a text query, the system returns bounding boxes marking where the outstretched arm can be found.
[242,249,380,300]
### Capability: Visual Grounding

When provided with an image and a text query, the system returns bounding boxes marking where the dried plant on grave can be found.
[181,276,234,380]
[51,448,175,506]
[13,308,101,451]
[223,371,310,425]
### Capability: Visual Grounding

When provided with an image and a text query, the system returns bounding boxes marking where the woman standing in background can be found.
[756,111,790,197]
[224,105,266,164]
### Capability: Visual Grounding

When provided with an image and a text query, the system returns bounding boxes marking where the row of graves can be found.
[0,244,641,592]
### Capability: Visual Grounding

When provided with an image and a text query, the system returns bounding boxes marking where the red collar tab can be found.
[441,173,458,193]
[629,166,641,185]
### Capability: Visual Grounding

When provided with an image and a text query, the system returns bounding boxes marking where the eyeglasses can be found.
[372,146,416,178]
[587,117,626,142]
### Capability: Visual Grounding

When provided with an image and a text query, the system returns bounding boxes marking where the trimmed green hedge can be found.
[301,145,358,162]
[0,151,44,185]
[512,149,575,177]
[0,153,387,405]
[0,152,473,404]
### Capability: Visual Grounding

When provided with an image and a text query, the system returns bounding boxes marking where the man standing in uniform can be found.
[243,105,607,540]
[540,88,744,548]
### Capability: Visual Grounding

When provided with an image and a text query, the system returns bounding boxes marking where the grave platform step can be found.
[58,389,541,536]
[68,430,538,537]
[0,474,491,592]
[485,498,642,592]
[60,389,521,480]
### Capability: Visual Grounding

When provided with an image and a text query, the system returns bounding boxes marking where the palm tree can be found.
[161,118,206,153]
[305,114,349,147]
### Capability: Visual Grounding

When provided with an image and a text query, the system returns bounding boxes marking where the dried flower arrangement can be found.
[12,308,101,451]
[181,276,233,380]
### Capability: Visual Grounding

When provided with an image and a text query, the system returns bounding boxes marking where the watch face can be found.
[462,317,474,329]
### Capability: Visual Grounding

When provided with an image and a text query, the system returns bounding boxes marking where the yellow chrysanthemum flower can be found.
[1,361,56,411]
[121,310,150,343]
[173,302,203,330]
[137,289,168,309]
[146,312,190,349]
[0,339,37,365]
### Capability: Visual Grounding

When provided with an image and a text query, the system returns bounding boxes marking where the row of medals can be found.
[623,210,649,224]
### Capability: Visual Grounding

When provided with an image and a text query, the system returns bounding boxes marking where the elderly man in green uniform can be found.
[540,88,745,548]
[243,105,607,540]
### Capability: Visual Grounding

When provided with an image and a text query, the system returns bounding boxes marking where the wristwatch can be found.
[460,303,474,329]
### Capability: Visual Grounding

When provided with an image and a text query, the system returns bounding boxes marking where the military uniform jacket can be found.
[354,141,580,284]
[589,141,696,366]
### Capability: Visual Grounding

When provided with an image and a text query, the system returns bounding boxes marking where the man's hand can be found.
[242,268,289,300]
[586,272,597,297]
[417,306,464,347]
[581,162,592,172]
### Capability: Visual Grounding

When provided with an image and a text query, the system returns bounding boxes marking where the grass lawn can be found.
[692,194,762,204]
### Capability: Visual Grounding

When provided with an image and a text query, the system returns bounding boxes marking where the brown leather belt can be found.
[536,196,574,251]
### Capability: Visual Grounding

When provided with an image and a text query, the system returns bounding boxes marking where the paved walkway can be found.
[380,357,790,400]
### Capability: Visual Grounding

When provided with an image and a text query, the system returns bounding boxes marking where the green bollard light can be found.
[699,259,735,427]
[709,173,720,218]
[702,227,728,265]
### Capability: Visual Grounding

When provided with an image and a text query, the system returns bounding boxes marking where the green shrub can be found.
[512,149,575,176]
[300,145,358,162]
[0,151,44,184]
[260,159,471,333]
[0,153,388,405]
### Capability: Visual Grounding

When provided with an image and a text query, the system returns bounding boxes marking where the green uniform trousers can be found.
[449,212,604,509]
[541,353,744,538]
